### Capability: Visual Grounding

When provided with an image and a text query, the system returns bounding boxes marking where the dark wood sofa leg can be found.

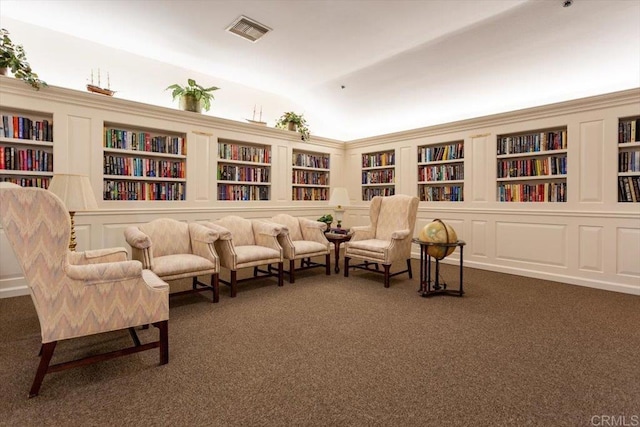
[154,320,169,365]
[407,259,413,279]
[29,341,56,398]
[289,259,295,284]
[278,262,284,286]
[344,257,350,277]
[212,274,219,303]
[325,253,331,275]
[383,264,391,288]
[231,270,238,298]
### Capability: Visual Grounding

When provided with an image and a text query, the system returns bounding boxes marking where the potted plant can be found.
[166,78,219,113]
[317,213,333,229]
[275,111,310,141]
[0,28,46,90]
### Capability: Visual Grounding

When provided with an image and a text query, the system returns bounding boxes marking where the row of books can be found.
[217,184,270,201]
[498,182,567,202]
[417,143,464,163]
[618,151,640,172]
[292,187,329,201]
[0,147,53,172]
[618,176,640,202]
[103,156,185,178]
[104,129,186,155]
[1,177,50,188]
[218,165,270,182]
[362,187,395,201]
[1,115,53,142]
[497,130,567,155]
[292,170,329,185]
[418,164,464,182]
[420,185,463,202]
[293,153,330,169]
[362,169,394,184]
[103,180,186,201]
[619,118,640,143]
[362,151,394,168]
[218,143,270,164]
[497,156,567,178]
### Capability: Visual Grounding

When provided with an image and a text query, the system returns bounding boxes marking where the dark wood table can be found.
[325,232,352,273]
[412,238,466,297]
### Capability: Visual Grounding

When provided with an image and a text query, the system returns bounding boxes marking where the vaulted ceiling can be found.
[1,0,639,140]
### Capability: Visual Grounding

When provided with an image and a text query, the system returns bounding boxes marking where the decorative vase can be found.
[0,67,8,76]
[287,122,297,132]
[179,94,202,113]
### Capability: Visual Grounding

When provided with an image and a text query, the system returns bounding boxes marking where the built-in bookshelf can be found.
[217,140,271,201]
[362,149,395,201]
[0,108,53,188]
[417,141,464,202]
[103,124,186,201]
[496,128,568,202]
[618,116,640,202]
[292,149,330,201]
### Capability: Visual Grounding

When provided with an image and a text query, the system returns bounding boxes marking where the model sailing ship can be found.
[86,69,115,96]
[246,105,266,125]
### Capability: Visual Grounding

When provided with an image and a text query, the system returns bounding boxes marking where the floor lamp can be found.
[328,187,350,229]
[48,174,98,251]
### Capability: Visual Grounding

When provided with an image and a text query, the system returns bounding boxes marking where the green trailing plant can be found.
[317,214,333,228]
[275,111,310,141]
[166,78,219,112]
[0,28,47,90]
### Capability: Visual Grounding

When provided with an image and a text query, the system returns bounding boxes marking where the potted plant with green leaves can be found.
[317,213,333,229]
[166,78,219,113]
[0,28,46,90]
[275,111,310,141]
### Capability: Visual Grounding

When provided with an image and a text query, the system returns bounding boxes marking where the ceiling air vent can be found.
[226,15,271,43]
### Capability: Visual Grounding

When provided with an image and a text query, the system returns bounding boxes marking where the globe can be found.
[418,219,458,260]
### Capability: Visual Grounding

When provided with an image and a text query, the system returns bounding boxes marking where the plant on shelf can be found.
[275,111,310,141]
[0,28,47,90]
[166,78,219,113]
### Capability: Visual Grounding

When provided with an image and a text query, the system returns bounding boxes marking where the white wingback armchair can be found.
[344,194,419,288]
[0,186,169,397]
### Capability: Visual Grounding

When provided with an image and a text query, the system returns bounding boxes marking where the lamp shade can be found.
[48,174,98,212]
[329,187,350,208]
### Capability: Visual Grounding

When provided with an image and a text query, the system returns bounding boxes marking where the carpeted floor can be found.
[0,260,638,426]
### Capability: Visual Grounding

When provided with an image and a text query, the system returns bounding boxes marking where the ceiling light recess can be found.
[226,15,271,43]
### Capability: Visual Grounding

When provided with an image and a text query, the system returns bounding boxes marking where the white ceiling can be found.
[1,0,639,141]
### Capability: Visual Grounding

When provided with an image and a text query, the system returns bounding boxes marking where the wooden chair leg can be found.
[128,327,141,347]
[154,320,169,365]
[211,273,219,303]
[406,259,413,279]
[289,259,295,284]
[192,276,198,290]
[383,264,391,288]
[344,257,350,277]
[29,341,56,398]
[325,253,331,275]
[230,270,238,298]
[278,262,284,286]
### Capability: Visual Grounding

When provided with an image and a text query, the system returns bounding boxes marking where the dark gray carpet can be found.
[0,260,638,426]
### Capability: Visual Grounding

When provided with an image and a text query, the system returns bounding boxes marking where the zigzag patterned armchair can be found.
[203,216,284,297]
[125,218,222,303]
[270,214,331,283]
[344,194,419,288]
[0,186,169,397]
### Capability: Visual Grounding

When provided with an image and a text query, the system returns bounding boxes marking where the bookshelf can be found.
[0,108,53,188]
[292,149,330,201]
[618,116,640,202]
[217,140,271,201]
[361,149,395,201]
[496,128,568,202]
[417,141,464,202]
[103,124,186,201]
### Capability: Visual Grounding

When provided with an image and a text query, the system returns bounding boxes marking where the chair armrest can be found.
[189,222,219,243]
[299,218,327,231]
[391,229,411,240]
[350,225,374,241]
[124,226,151,249]
[65,260,143,285]
[202,222,232,240]
[68,247,128,265]
[252,220,283,237]
[300,219,330,244]
[260,220,289,236]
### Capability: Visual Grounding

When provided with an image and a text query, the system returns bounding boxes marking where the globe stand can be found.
[412,239,466,297]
